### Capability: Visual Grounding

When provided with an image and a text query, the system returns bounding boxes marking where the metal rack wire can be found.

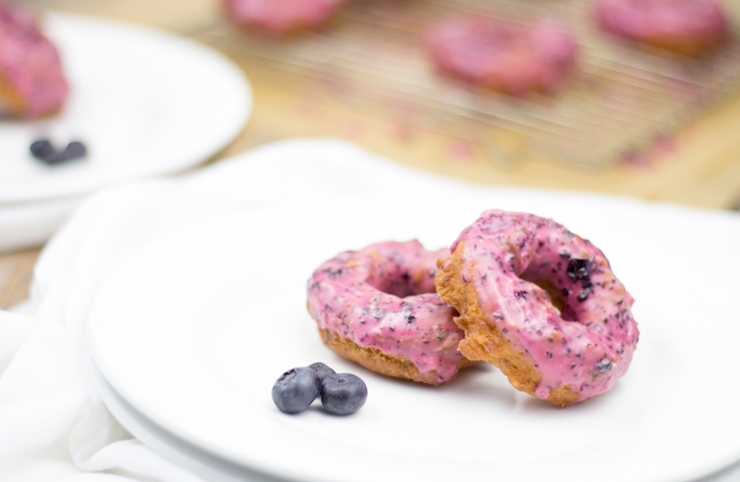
[198,0,740,171]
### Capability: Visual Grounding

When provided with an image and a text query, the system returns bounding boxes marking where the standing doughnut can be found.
[435,210,639,406]
[307,240,470,385]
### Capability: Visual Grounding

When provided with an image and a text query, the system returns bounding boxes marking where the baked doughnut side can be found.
[318,328,471,386]
[435,241,578,406]
[0,75,25,115]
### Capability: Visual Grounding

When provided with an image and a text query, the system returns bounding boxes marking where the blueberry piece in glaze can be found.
[594,357,613,373]
[320,373,367,415]
[271,367,321,414]
[566,258,591,280]
[308,362,335,381]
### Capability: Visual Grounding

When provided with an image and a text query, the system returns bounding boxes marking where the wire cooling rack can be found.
[196,0,740,171]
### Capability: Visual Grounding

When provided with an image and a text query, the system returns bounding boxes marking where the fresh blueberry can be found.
[62,141,86,160]
[308,362,335,381]
[271,367,321,414]
[321,373,367,415]
[30,139,54,161]
[45,150,71,165]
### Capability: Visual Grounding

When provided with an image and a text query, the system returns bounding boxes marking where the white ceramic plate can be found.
[0,13,251,204]
[92,364,277,482]
[90,192,740,482]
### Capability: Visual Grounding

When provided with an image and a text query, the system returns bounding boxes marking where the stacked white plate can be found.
[0,13,252,251]
[90,193,740,482]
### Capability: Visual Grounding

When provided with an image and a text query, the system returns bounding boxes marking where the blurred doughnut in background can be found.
[0,1,68,118]
[426,15,577,96]
[222,0,347,35]
[595,0,728,56]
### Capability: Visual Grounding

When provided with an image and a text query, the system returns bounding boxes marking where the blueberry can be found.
[594,357,613,373]
[566,258,591,281]
[30,139,54,161]
[30,139,87,165]
[321,373,367,415]
[271,367,321,414]
[308,362,335,381]
[44,150,70,165]
[62,141,86,160]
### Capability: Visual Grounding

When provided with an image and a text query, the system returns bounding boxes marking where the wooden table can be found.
[3,0,740,308]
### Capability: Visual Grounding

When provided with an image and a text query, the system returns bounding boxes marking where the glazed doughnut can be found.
[435,210,639,406]
[595,0,728,56]
[223,0,346,36]
[0,3,68,118]
[307,240,470,385]
[426,16,577,96]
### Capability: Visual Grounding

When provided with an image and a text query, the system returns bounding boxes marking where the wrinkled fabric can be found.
[0,139,462,481]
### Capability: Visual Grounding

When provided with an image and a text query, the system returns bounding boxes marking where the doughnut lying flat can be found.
[435,210,639,406]
[0,3,68,118]
[595,0,728,56]
[307,240,470,385]
[426,16,577,96]
[223,0,345,36]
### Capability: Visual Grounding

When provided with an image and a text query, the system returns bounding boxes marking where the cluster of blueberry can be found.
[272,362,367,415]
[30,139,87,165]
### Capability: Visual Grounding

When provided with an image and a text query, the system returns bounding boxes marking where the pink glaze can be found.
[307,240,466,384]
[447,210,639,403]
[426,16,577,96]
[223,0,346,36]
[0,3,68,118]
[596,0,727,53]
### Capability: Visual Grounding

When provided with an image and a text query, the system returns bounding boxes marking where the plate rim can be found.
[89,192,740,482]
[0,11,252,204]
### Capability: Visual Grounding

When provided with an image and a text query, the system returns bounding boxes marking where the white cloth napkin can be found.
[0,138,472,481]
[1,138,738,482]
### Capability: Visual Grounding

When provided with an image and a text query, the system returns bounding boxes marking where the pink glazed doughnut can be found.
[426,16,577,96]
[435,210,639,406]
[0,3,68,118]
[595,0,728,56]
[223,0,346,36]
[307,240,470,385]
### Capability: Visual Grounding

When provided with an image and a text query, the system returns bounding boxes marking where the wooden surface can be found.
[3,0,740,308]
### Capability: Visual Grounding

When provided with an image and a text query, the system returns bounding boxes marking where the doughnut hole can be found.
[527,278,569,319]
[363,250,438,299]
[308,241,469,386]
[519,251,589,323]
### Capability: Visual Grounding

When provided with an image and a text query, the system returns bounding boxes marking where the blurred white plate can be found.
[90,193,740,482]
[0,13,252,204]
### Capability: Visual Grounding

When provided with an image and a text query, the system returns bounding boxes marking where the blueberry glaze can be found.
[440,210,639,403]
[307,240,465,384]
